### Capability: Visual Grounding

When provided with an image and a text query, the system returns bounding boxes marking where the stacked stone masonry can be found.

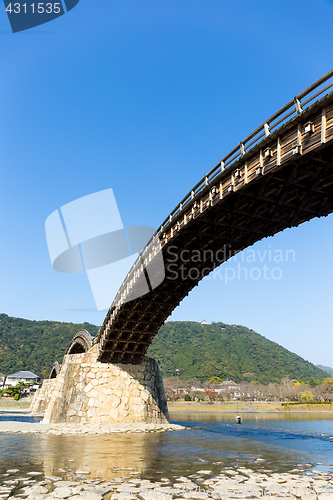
[31,346,169,425]
[29,379,56,415]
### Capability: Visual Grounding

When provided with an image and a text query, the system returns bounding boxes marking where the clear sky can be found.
[0,0,332,367]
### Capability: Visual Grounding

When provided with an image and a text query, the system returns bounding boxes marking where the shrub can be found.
[14,393,19,401]
[184,394,191,401]
[281,401,332,406]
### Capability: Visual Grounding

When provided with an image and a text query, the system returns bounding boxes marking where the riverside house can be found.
[4,371,40,389]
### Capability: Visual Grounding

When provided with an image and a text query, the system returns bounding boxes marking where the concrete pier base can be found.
[30,346,169,425]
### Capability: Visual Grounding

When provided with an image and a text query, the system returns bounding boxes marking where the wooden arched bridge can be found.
[96,70,333,365]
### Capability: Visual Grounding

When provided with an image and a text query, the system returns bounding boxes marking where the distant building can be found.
[191,387,204,393]
[215,380,241,398]
[177,387,189,395]
[200,320,208,325]
[220,380,239,389]
[4,371,40,388]
[0,373,5,386]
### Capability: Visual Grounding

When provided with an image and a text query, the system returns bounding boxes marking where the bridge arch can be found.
[66,330,94,355]
[97,70,333,365]
[49,361,61,379]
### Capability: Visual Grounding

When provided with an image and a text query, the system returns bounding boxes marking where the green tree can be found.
[299,390,313,401]
[208,376,223,384]
[4,381,32,398]
[308,377,320,388]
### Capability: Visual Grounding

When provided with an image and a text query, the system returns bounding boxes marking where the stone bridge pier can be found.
[30,331,169,425]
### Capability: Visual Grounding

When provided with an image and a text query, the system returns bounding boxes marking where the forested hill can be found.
[0,314,99,378]
[0,314,327,384]
[146,321,328,384]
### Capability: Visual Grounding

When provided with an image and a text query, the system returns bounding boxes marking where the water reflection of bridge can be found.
[41,432,168,480]
[96,70,333,365]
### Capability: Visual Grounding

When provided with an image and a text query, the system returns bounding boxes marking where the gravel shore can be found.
[1,462,332,499]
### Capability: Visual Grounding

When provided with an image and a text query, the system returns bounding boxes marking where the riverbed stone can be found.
[51,486,74,498]
[70,495,103,500]
[53,481,80,488]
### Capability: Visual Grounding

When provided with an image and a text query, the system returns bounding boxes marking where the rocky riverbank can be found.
[1,462,332,499]
[0,421,185,435]
[0,409,184,435]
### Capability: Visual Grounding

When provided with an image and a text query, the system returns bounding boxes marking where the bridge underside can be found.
[99,142,333,364]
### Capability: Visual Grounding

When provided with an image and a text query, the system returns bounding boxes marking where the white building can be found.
[4,371,40,388]
[215,380,241,398]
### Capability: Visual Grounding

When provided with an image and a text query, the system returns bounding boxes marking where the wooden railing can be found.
[157,69,333,233]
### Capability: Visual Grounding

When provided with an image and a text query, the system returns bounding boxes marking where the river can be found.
[0,411,332,479]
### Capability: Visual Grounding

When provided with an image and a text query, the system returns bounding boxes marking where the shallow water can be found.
[0,410,40,423]
[0,412,332,479]
[169,412,333,474]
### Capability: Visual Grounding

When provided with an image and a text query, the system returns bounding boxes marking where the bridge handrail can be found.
[159,69,333,229]
[145,71,333,247]
[102,69,333,327]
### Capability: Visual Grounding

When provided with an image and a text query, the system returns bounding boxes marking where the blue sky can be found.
[0,0,333,367]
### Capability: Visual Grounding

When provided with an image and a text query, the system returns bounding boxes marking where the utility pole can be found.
[176,369,180,397]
